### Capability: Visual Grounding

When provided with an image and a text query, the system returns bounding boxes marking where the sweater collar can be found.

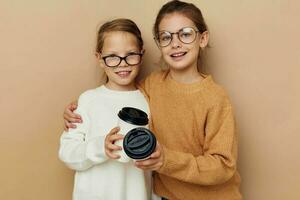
[163,70,213,93]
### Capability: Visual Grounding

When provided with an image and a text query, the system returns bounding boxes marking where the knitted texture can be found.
[59,86,152,200]
[139,70,242,200]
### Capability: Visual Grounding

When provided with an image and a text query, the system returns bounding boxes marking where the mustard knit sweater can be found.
[140,70,242,200]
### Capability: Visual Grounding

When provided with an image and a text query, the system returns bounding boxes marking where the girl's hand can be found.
[135,142,164,171]
[63,101,81,131]
[104,127,124,159]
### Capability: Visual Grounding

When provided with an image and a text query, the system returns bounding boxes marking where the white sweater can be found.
[59,85,152,200]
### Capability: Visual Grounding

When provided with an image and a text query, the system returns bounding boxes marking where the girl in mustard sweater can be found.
[63,1,242,200]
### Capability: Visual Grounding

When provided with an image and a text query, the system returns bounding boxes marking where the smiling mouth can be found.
[115,70,132,77]
[170,52,187,58]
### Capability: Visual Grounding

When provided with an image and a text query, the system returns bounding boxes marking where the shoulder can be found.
[201,75,232,109]
[145,69,168,83]
[139,69,168,96]
[78,86,103,107]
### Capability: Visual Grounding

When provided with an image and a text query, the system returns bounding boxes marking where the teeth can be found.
[116,71,131,76]
[171,52,185,57]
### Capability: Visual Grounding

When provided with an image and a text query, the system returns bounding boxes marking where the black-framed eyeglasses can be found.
[101,52,143,68]
[155,27,200,47]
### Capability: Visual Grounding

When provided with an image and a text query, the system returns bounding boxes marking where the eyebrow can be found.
[159,26,197,33]
[101,50,140,56]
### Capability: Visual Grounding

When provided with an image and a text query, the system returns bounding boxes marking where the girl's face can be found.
[158,13,208,72]
[98,31,142,91]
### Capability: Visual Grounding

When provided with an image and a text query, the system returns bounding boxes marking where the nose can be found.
[170,33,182,48]
[118,58,128,67]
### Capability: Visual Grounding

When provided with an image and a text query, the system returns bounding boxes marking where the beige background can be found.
[1,0,299,199]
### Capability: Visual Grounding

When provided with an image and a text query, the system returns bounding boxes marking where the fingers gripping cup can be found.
[116,107,156,162]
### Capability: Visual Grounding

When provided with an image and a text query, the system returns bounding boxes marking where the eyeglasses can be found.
[155,27,200,47]
[101,52,143,68]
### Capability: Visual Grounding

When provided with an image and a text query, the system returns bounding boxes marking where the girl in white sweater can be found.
[59,18,158,200]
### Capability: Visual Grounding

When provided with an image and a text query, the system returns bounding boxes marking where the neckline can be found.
[100,85,140,94]
[164,70,212,93]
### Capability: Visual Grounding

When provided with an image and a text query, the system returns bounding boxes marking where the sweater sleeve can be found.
[157,103,238,185]
[137,75,151,102]
[58,93,108,171]
[137,70,164,101]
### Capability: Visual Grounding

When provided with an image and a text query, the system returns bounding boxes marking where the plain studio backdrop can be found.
[0,0,299,199]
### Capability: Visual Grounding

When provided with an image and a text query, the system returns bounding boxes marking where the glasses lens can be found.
[179,28,196,44]
[105,56,120,67]
[158,32,172,47]
[126,54,141,65]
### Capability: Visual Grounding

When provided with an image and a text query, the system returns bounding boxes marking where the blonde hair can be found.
[96,18,143,53]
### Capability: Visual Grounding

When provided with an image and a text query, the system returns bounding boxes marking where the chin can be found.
[168,62,190,71]
[117,79,136,86]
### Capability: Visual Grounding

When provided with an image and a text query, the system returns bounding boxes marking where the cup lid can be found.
[118,107,148,126]
[123,128,156,160]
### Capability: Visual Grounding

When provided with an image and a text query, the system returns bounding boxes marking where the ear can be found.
[95,52,105,69]
[199,31,209,49]
[138,49,145,66]
[154,37,162,49]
